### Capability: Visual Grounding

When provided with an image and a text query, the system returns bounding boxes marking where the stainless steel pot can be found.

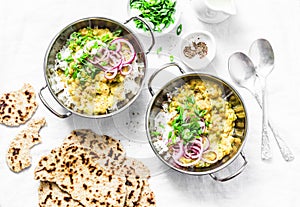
[145,63,248,182]
[39,17,155,118]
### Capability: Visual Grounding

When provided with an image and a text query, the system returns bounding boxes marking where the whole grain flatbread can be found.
[6,117,46,172]
[64,129,126,174]
[120,157,151,179]
[63,130,151,206]
[0,83,38,126]
[38,181,83,207]
[135,179,156,207]
[63,130,152,207]
[34,144,127,207]
[119,157,151,207]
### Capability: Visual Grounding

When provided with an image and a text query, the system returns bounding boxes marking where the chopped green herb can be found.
[108,43,117,51]
[159,123,165,129]
[151,131,161,136]
[57,52,62,60]
[112,29,122,37]
[176,24,182,35]
[156,47,162,54]
[101,34,112,43]
[169,55,174,62]
[130,0,177,32]
[65,56,74,63]
[64,68,69,76]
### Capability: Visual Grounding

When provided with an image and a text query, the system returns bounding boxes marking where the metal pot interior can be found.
[44,17,147,118]
[146,73,248,175]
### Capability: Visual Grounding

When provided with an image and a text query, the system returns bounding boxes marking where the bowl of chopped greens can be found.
[40,17,155,119]
[145,62,248,181]
[127,0,182,36]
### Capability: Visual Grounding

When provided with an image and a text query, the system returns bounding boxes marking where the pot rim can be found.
[145,71,248,175]
[43,16,149,119]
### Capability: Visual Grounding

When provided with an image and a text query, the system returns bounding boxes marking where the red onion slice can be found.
[111,38,122,52]
[119,64,133,76]
[173,156,202,168]
[172,140,184,161]
[111,38,136,64]
[104,68,118,80]
[202,136,210,152]
[201,150,219,164]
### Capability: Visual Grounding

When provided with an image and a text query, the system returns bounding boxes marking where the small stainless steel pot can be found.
[39,16,155,118]
[145,63,248,182]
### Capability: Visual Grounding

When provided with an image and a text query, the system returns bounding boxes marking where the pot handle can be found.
[148,62,185,96]
[209,151,248,182]
[124,16,155,54]
[39,85,72,118]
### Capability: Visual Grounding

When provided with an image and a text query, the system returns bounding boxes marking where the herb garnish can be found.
[129,0,177,32]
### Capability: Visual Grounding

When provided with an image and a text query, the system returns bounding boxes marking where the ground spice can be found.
[183,41,208,59]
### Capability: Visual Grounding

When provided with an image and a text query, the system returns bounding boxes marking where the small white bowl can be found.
[127,0,182,37]
[180,31,216,70]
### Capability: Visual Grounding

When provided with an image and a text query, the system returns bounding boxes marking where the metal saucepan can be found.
[39,16,155,118]
[145,63,248,182]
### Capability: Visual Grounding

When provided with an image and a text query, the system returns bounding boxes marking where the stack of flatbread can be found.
[34,129,156,207]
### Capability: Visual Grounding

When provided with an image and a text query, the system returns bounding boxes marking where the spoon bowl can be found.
[228,52,257,93]
[249,39,275,77]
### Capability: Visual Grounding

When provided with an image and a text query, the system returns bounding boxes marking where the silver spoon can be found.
[228,52,294,161]
[228,52,272,160]
[250,39,273,160]
[249,39,294,161]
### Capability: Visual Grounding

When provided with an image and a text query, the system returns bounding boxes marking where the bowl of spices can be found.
[180,31,216,70]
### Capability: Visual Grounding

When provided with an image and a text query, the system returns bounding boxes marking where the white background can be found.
[1,0,300,206]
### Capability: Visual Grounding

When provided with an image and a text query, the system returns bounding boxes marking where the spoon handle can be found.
[253,92,294,161]
[260,79,272,160]
[268,120,295,161]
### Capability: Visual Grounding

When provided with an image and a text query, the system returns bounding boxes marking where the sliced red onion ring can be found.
[119,64,133,76]
[172,140,184,161]
[111,38,136,64]
[202,136,210,152]
[173,156,202,167]
[172,138,204,167]
[201,150,219,164]
[96,47,110,61]
[104,68,118,80]
[183,138,204,160]
[111,38,122,52]
[87,38,136,80]
[101,51,122,71]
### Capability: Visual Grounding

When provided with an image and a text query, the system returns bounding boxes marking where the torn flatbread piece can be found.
[0,83,38,126]
[6,117,46,172]
[38,181,83,207]
[34,144,127,207]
